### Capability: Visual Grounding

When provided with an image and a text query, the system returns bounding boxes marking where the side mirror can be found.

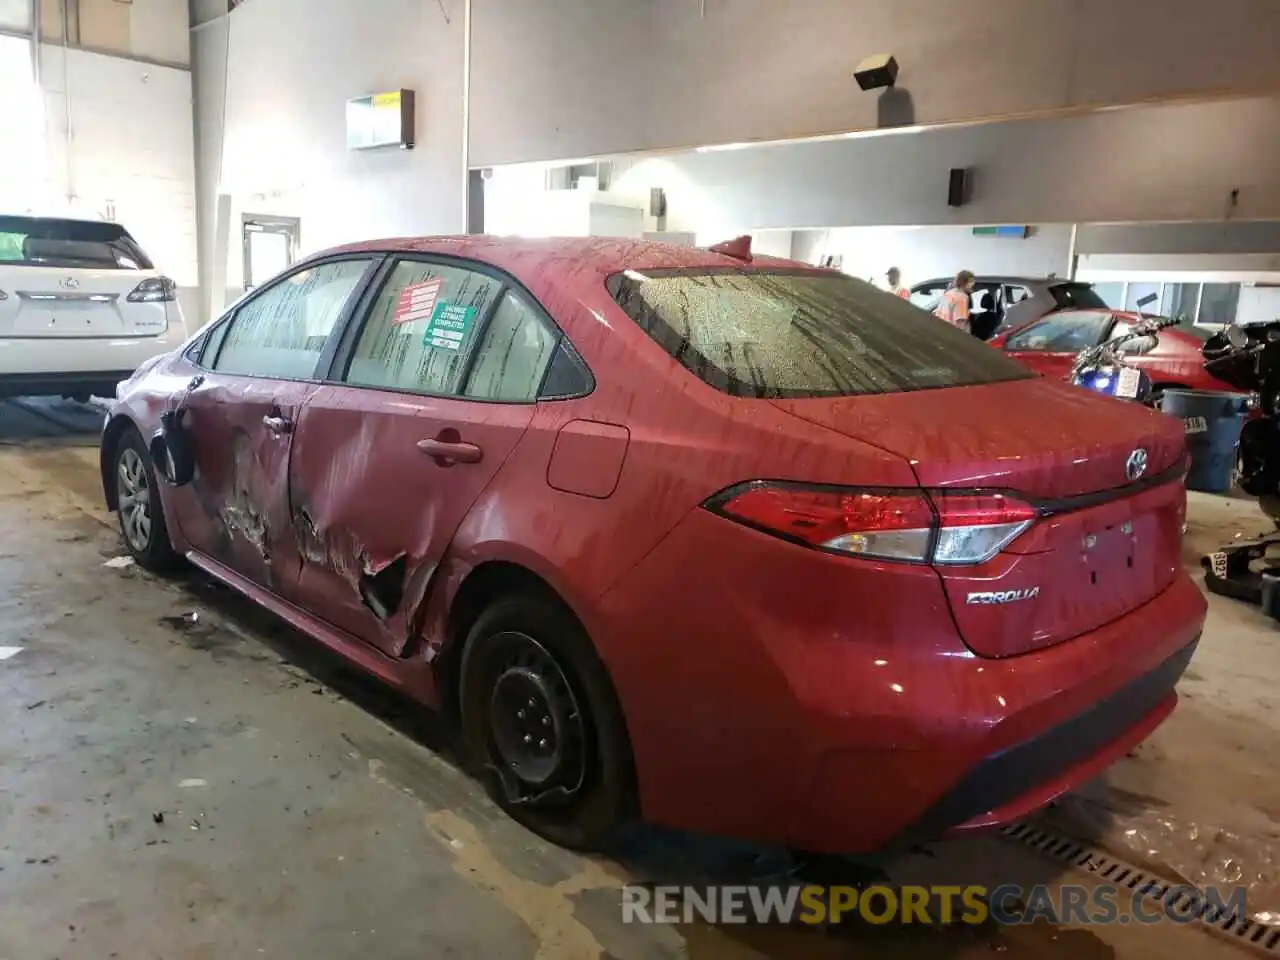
[1226,324,1250,350]
[149,409,196,486]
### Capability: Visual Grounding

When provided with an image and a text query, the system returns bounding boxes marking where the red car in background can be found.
[990,308,1238,401]
[102,238,1205,855]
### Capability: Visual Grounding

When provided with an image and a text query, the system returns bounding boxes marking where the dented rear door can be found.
[284,257,543,657]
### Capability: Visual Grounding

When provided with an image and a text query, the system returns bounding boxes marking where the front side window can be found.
[213,259,370,379]
[0,215,153,269]
[344,260,502,396]
[1005,310,1115,353]
[608,268,1033,398]
[909,283,946,310]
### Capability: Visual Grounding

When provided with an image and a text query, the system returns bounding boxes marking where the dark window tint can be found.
[539,340,593,398]
[0,216,153,270]
[1047,282,1107,310]
[1005,310,1114,353]
[607,268,1033,399]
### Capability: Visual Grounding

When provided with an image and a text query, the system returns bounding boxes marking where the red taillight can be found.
[707,482,1038,566]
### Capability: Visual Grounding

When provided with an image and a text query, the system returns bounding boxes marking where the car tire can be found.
[113,427,181,572]
[458,591,634,851]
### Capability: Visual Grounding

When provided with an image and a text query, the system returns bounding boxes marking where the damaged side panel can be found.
[283,384,536,660]
[169,377,319,591]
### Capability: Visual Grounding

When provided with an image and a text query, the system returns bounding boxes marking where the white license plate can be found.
[1184,416,1209,435]
[1115,367,1141,398]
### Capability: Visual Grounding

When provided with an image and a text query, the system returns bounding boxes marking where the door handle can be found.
[262,414,293,436]
[417,436,483,466]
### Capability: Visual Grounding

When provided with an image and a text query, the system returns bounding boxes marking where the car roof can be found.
[308,235,809,281]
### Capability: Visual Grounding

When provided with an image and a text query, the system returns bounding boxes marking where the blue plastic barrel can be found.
[1159,389,1250,493]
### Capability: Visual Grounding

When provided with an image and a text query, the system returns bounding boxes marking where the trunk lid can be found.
[0,266,168,339]
[772,377,1188,657]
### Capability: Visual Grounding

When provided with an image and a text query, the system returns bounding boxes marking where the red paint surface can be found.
[104,236,1207,853]
[545,420,630,499]
[990,309,1240,393]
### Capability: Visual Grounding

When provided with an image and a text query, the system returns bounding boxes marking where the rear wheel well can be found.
[438,562,567,721]
[100,415,138,511]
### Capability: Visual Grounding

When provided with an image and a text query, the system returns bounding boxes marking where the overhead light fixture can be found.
[853,53,899,91]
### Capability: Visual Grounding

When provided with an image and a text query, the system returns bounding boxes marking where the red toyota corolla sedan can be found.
[100,236,1206,854]
[989,307,1238,399]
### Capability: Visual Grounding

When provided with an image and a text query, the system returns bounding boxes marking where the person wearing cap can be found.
[886,267,910,300]
[935,270,975,332]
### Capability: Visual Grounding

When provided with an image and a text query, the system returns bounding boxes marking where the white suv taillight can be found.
[0,289,8,301]
[127,276,177,303]
[706,482,1038,566]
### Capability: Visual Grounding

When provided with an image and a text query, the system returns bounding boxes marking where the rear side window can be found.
[464,290,559,401]
[1047,282,1107,310]
[0,216,153,270]
[607,268,1034,398]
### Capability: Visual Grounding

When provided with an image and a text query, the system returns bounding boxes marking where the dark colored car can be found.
[989,308,1240,400]
[100,237,1205,855]
[910,275,1109,341]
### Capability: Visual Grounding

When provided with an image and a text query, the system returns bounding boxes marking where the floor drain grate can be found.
[1000,821,1280,955]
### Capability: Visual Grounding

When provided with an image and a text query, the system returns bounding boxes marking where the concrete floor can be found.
[0,413,1274,958]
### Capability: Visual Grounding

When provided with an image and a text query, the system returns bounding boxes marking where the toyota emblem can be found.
[1125,448,1149,482]
[59,277,79,290]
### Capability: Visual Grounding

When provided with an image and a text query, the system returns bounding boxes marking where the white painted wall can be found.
[194,0,465,316]
[1238,287,1280,325]
[570,96,1280,230]
[819,226,1074,285]
[37,44,197,290]
[469,0,1280,166]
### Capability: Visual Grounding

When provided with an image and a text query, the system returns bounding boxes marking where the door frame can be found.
[242,214,301,292]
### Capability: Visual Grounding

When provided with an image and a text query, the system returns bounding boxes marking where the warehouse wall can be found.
[40,0,189,66]
[39,44,199,297]
[811,226,1074,284]
[192,0,466,320]
[578,96,1280,231]
[468,0,1280,166]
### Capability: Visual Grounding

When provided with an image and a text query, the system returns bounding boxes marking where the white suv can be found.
[0,215,188,400]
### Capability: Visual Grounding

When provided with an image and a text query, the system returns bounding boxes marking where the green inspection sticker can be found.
[422,302,477,351]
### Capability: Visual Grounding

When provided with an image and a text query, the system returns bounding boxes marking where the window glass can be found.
[214,259,369,379]
[1163,283,1200,324]
[1089,282,1125,309]
[1107,320,1156,355]
[607,268,1033,399]
[1198,283,1241,326]
[1047,283,1107,310]
[464,291,559,401]
[199,318,231,367]
[1005,285,1032,305]
[1005,310,1114,353]
[0,215,152,269]
[1124,282,1161,313]
[345,260,501,396]
[909,283,945,310]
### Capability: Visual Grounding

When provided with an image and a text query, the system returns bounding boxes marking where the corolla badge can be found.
[1125,448,1149,482]
[966,587,1041,605]
[59,277,79,290]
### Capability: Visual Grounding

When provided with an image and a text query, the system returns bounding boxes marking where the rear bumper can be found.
[0,326,182,398]
[594,508,1207,854]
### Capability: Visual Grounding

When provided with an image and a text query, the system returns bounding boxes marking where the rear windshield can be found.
[0,216,153,270]
[1047,282,1107,310]
[606,268,1035,398]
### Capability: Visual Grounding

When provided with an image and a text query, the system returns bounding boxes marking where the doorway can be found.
[242,216,300,291]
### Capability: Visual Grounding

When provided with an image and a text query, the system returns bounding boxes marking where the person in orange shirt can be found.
[935,270,975,332]
[886,266,910,300]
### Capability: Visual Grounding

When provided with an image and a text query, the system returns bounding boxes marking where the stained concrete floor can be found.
[0,410,1273,958]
